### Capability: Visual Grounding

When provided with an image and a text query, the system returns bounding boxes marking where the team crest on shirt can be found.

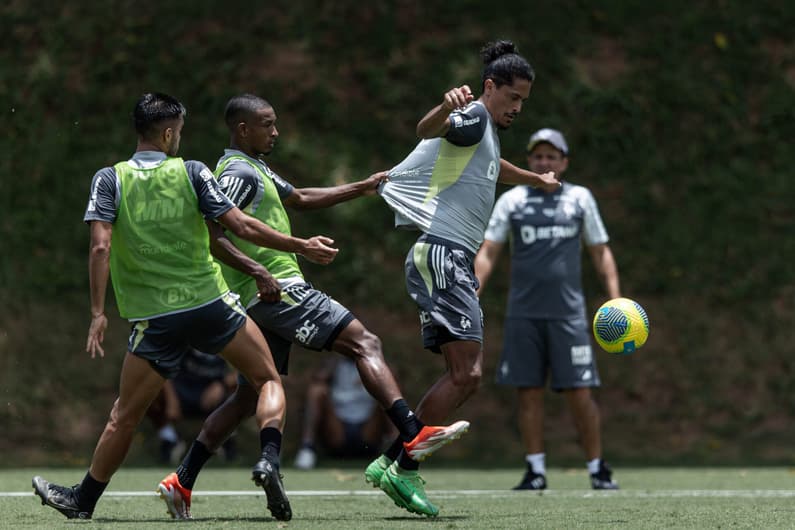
[561,202,576,219]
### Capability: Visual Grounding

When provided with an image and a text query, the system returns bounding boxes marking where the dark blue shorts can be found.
[496,316,601,390]
[127,292,247,379]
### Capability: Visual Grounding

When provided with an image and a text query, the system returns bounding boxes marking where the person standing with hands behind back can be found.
[475,128,620,490]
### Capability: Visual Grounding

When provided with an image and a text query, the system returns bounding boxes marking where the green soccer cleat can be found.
[364,454,392,488]
[378,462,439,517]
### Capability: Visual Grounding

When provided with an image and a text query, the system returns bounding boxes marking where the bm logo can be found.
[159,284,198,307]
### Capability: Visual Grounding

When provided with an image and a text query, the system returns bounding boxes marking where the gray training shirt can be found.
[214,149,295,209]
[379,100,501,254]
[483,183,610,319]
[84,151,234,224]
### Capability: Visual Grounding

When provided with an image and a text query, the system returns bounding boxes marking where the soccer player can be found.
[370,40,561,516]
[474,128,621,490]
[31,92,337,520]
[157,93,469,520]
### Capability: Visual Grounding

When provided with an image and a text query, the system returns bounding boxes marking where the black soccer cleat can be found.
[252,457,292,521]
[513,469,547,490]
[590,460,619,490]
[32,476,92,519]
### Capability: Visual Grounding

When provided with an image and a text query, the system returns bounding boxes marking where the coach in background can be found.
[475,128,621,490]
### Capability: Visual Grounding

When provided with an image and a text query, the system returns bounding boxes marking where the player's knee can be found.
[246,371,282,392]
[350,330,384,361]
[450,366,482,394]
[109,403,145,433]
[362,330,383,357]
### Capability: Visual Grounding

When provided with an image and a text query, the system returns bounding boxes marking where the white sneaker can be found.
[294,447,317,470]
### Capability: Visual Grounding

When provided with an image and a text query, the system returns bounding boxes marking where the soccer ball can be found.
[592,297,649,354]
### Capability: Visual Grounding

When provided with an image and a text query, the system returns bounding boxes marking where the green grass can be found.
[4,467,795,528]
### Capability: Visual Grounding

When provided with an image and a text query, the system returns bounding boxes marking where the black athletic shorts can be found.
[127,292,246,379]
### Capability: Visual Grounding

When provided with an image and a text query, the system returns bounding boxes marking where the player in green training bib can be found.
[32,93,337,522]
[159,94,470,520]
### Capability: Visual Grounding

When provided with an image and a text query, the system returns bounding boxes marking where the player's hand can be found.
[300,236,339,265]
[361,171,389,196]
[536,171,562,193]
[86,313,108,359]
[442,85,474,111]
[254,266,281,303]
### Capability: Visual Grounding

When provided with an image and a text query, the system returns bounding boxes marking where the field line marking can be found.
[5,489,795,498]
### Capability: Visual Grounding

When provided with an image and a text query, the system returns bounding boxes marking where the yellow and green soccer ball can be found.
[592,297,649,354]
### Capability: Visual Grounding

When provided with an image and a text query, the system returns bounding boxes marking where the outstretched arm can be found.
[206,220,282,303]
[416,85,474,139]
[498,158,561,192]
[283,171,388,210]
[474,239,505,296]
[87,220,112,358]
[216,207,338,265]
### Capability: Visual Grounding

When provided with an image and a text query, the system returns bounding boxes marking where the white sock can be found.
[587,458,601,474]
[525,453,546,475]
[158,425,178,443]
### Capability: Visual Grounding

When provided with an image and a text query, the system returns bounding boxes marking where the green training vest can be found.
[214,155,303,306]
[110,157,228,319]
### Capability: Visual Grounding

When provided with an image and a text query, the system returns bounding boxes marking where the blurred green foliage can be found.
[1,1,794,466]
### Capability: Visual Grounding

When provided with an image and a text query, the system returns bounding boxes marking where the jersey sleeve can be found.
[483,190,514,243]
[186,160,235,219]
[444,102,489,147]
[580,188,610,246]
[265,166,295,200]
[83,167,119,224]
[216,160,260,209]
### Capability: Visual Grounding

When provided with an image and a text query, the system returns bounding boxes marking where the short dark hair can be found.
[224,94,272,130]
[133,93,186,139]
[480,40,535,90]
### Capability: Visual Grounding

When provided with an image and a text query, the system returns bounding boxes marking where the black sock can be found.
[177,440,213,490]
[384,435,405,461]
[386,399,425,441]
[75,471,107,512]
[260,427,282,468]
[397,450,420,471]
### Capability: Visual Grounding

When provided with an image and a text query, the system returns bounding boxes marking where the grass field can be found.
[3,466,795,529]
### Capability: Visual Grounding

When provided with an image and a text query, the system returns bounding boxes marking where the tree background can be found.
[1,0,794,467]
